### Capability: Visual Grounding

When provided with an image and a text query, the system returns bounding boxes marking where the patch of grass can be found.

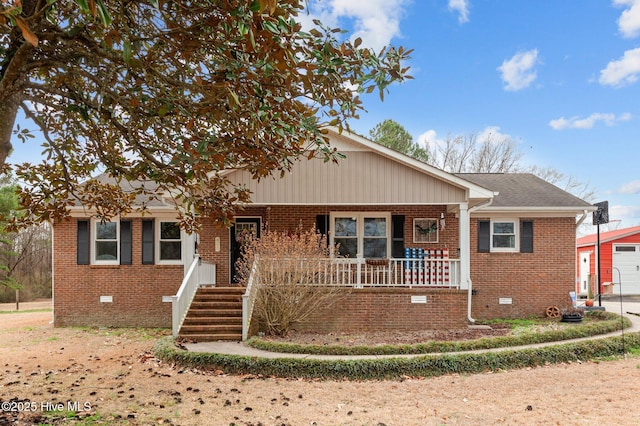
[245,311,630,356]
[73,326,169,340]
[479,317,540,327]
[153,332,640,381]
[0,308,52,314]
[41,411,107,425]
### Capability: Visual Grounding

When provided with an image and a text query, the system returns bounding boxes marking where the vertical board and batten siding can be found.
[228,152,467,205]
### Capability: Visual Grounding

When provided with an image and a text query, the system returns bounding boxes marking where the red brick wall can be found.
[53,218,183,327]
[53,208,578,329]
[469,217,576,319]
[289,288,468,333]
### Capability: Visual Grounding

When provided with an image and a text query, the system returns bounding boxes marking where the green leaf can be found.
[123,39,132,64]
[95,0,112,27]
[263,20,278,34]
[227,87,240,108]
[75,0,90,13]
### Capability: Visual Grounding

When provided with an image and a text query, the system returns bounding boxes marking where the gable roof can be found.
[456,173,595,214]
[325,128,497,201]
[577,225,640,247]
[224,128,498,207]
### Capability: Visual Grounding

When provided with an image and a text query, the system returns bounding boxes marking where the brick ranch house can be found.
[52,128,595,340]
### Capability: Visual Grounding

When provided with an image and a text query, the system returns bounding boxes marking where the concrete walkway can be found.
[184,298,640,360]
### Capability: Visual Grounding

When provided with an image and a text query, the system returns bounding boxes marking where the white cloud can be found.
[448,0,470,24]
[300,0,409,52]
[477,126,511,143]
[417,129,444,148]
[618,180,640,194]
[549,112,632,130]
[497,49,540,91]
[614,0,640,38]
[610,204,640,226]
[599,47,640,87]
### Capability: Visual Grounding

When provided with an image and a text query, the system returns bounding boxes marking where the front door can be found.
[230,217,261,284]
[579,252,591,295]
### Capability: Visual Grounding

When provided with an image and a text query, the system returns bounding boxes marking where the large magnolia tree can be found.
[0,0,411,230]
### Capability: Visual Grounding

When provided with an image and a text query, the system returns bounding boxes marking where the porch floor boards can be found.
[179,286,245,342]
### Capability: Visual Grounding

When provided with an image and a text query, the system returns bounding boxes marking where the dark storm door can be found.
[230,217,261,284]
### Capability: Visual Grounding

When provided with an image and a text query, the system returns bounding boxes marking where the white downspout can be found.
[576,210,589,227]
[465,198,495,324]
[49,221,54,325]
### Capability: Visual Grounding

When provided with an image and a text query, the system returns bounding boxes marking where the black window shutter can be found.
[391,215,405,258]
[315,214,330,246]
[478,220,490,253]
[120,220,132,265]
[77,220,89,265]
[142,220,154,264]
[520,221,533,253]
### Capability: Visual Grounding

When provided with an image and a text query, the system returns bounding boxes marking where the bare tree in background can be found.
[424,133,522,173]
[0,223,52,303]
[422,132,595,201]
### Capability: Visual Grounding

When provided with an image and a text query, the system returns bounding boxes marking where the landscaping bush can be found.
[153,331,640,381]
[244,311,630,356]
[235,226,347,336]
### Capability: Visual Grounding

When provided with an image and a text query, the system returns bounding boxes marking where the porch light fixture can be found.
[440,212,445,231]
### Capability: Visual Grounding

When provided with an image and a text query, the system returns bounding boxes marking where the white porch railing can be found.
[169,255,200,338]
[242,258,260,341]
[239,256,459,340]
[256,257,460,288]
[166,255,218,338]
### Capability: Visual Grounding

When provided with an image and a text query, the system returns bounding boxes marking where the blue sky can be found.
[8,1,640,230]
[298,0,640,230]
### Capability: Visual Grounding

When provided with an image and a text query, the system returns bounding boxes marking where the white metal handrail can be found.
[170,255,200,338]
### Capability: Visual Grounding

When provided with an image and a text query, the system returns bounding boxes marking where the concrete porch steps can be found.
[178,286,245,342]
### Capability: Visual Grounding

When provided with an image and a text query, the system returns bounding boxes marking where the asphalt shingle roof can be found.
[455,173,594,209]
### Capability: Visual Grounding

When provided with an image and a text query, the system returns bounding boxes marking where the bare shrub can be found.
[236,226,348,336]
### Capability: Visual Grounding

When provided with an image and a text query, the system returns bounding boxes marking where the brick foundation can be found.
[290,288,468,333]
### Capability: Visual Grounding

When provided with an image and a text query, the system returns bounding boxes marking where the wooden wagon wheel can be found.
[545,306,560,318]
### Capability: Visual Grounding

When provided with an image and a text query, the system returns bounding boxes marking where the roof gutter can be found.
[465,198,495,324]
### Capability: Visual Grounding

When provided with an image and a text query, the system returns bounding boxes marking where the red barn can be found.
[577,226,640,297]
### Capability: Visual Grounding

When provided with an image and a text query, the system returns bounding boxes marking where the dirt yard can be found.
[1,304,640,425]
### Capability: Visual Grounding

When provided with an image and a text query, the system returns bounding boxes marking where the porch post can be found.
[458,202,470,290]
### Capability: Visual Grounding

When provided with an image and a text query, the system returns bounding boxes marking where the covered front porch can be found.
[169,129,497,340]
[169,253,467,341]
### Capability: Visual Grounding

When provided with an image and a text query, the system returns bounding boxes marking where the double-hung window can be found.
[94,220,119,264]
[331,213,390,258]
[491,220,517,252]
[157,220,182,263]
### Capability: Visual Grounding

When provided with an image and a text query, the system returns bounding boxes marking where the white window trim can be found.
[156,220,184,265]
[413,218,439,243]
[92,219,119,265]
[490,218,519,253]
[330,212,391,258]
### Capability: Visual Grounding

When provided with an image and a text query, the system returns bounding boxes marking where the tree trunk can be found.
[0,1,41,168]
[0,94,21,167]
